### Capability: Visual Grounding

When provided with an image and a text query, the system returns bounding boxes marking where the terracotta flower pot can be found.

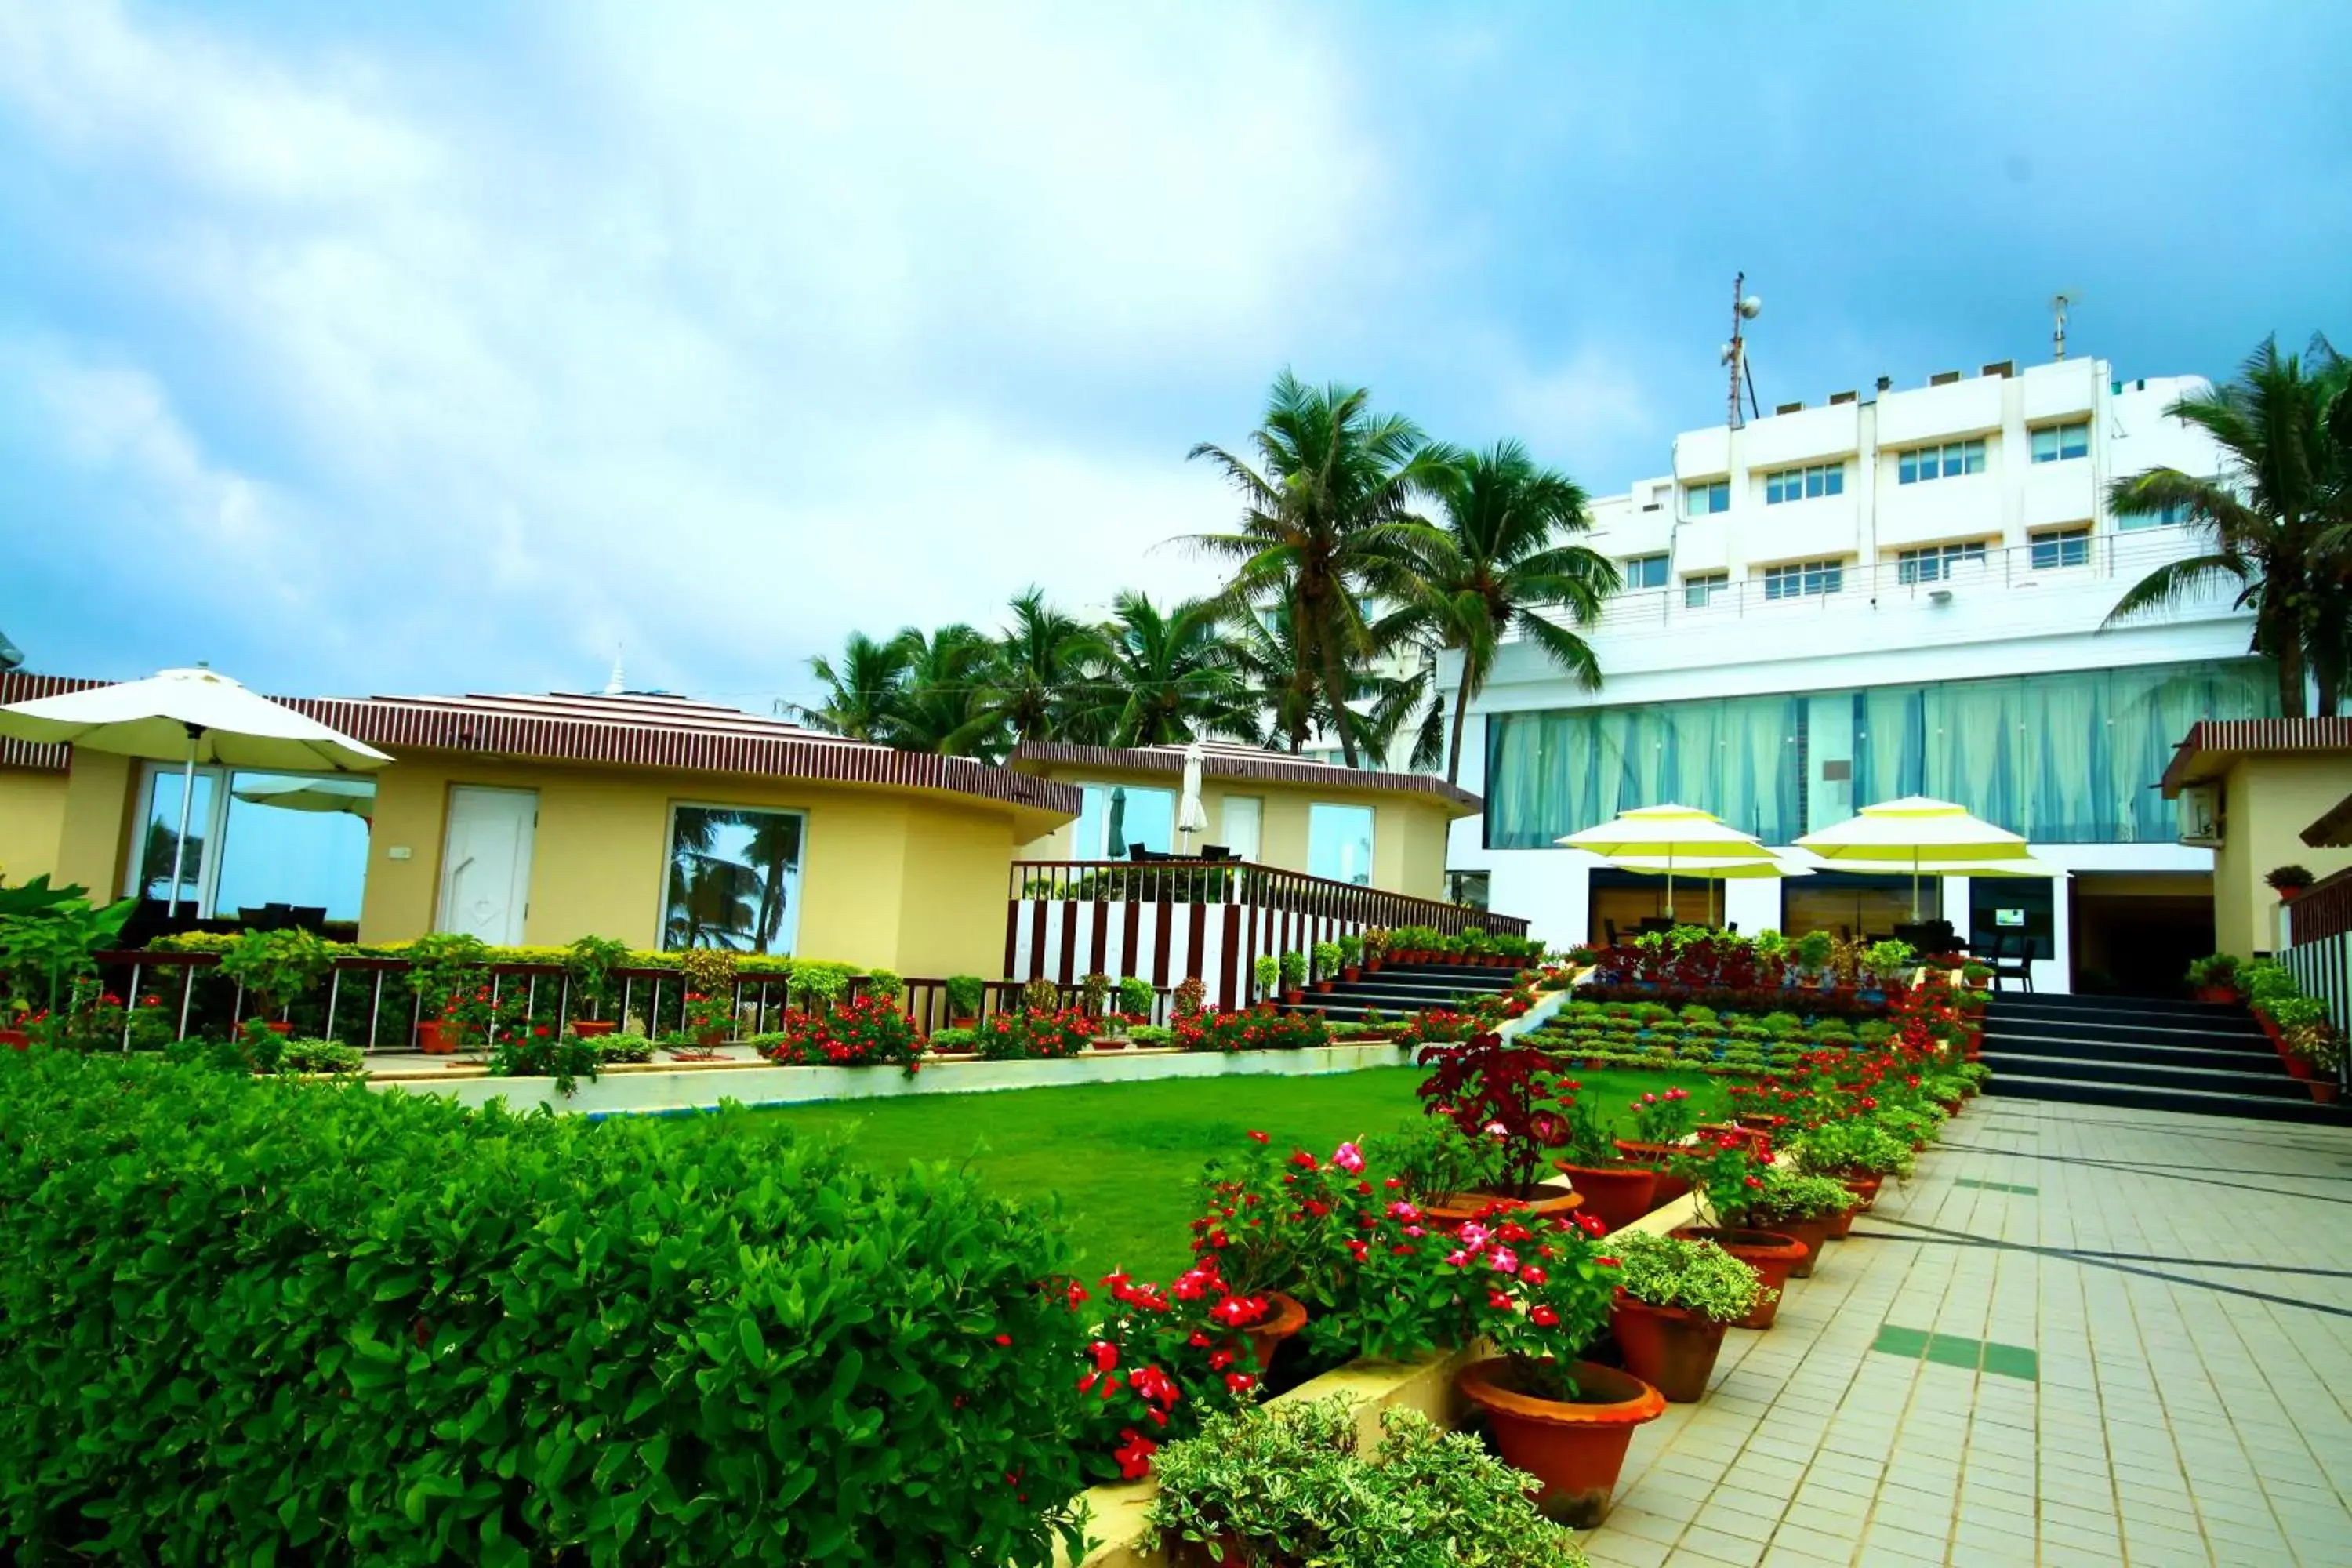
[1554,1160,1660,1232]
[1610,1293,1730,1403]
[1363,957,1383,974]
[1092,1037,1128,1051]
[1421,1185,1584,1230]
[571,1019,616,1039]
[416,1021,457,1055]
[1341,965,1361,983]
[2285,1053,2315,1081]
[2311,1080,2339,1105]
[1456,1358,1664,1527]
[1824,1202,1862,1240]
[0,1028,27,1051]
[1237,1290,1308,1373]
[1671,1227,1805,1328]
[259,1021,293,1036]
[1763,1214,1836,1277]
[1841,1171,1882,1211]
[2194,985,2237,1004]
[1612,1140,1693,1207]
[1283,988,1305,1005]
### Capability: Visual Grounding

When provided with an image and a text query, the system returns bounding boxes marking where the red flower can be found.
[1530,1305,1559,1327]
[993,1333,1013,1346]
[1224,1372,1257,1394]
[1247,1130,1269,1143]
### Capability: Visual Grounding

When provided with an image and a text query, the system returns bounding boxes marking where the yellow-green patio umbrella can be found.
[1795,796,2029,920]
[1557,804,1777,913]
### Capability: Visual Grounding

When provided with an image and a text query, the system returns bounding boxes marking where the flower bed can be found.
[1171,1006,1330,1054]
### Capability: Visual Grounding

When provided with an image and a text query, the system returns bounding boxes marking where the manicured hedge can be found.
[0,1051,1090,1565]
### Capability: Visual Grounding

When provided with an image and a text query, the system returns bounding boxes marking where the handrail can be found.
[1007,858,1526,938]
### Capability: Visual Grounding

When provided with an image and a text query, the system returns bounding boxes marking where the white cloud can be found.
[0,0,1393,696]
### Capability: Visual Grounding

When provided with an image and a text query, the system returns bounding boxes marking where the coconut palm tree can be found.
[1399,441,1619,782]
[1073,592,1255,748]
[786,631,911,741]
[889,623,1011,758]
[2104,335,2352,717]
[1229,597,1442,768]
[984,588,1107,746]
[1186,372,1450,768]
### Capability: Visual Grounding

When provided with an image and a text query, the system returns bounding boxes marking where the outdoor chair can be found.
[1986,931,2034,993]
[1603,919,1621,948]
[1893,919,1958,954]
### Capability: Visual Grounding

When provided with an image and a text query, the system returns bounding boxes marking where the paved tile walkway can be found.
[1581,1098,2352,1567]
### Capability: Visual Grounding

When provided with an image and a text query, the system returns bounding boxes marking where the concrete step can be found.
[1976,1048,2305,1099]
[1983,1009,2266,1046]
[1976,1030,2280,1075]
[1987,993,2257,1026]
[1984,1073,2347,1123]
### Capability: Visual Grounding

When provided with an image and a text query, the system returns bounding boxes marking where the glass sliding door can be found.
[1308,803,1375,885]
[129,764,374,933]
[663,804,805,954]
[136,767,216,906]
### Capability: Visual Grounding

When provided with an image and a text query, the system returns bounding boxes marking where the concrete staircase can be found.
[1279,960,1525,1026]
[1980,992,2344,1123]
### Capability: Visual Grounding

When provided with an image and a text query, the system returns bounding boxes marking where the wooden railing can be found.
[83,952,1173,1053]
[2283,873,2352,1092]
[1004,858,1528,1011]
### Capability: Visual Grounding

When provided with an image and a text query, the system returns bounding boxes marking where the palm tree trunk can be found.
[1319,640,1360,768]
[2276,637,2310,719]
[1446,658,1476,786]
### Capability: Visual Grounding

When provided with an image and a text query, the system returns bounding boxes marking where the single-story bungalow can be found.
[2161,717,2352,958]
[0,676,1490,984]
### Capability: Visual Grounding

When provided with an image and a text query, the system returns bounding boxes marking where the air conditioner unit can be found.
[2177,784,2221,846]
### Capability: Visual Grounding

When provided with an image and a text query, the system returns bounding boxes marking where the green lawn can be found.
[736,1066,1727,1281]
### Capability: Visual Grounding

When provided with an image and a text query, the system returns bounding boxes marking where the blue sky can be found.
[3,1,2347,713]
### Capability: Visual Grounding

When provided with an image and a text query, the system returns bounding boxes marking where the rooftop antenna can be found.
[2050,289,2078,361]
[1721,273,1762,429]
[604,645,626,695]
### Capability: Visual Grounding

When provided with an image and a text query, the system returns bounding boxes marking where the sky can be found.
[3,0,2347,714]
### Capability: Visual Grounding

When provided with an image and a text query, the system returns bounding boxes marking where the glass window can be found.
[1686,480,1730,515]
[127,765,372,930]
[1896,541,1989,584]
[1896,438,1984,485]
[1762,560,1845,600]
[2032,422,2089,463]
[1764,463,1844,505]
[2031,528,2091,571]
[664,804,804,953]
[2121,497,2194,532]
[1621,554,1668,590]
[1308,802,1375,885]
[1684,572,1730,608]
[1221,796,1262,861]
[1075,783,1175,859]
[1483,657,2278,851]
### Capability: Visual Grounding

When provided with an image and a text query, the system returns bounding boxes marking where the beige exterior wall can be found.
[1014,763,1461,901]
[358,751,1033,976]
[0,754,136,895]
[2210,756,2352,958]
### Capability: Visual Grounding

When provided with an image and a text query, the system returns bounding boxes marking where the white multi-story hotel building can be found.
[1442,351,2269,994]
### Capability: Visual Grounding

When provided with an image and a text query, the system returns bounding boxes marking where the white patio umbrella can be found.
[1795,796,2029,920]
[0,667,390,915]
[1558,803,1776,912]
[232,775,377,820]
[1175,742,1209,852]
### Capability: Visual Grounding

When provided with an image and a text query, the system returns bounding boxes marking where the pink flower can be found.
[1331,1141,1365,1173]
[1401,1224,1426,1239]
[1483,1120,1508,1138]
[1457,1222,1490,1250]
[1443,1249,1471,1267]
[1489,1247,1520,1274]
[1386,1200,1421,1222]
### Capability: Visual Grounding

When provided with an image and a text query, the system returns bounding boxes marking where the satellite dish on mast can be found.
[1738,295,1762,321]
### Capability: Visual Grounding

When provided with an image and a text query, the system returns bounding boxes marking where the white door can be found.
[1222,796,1263,862]
[439,786,537,944]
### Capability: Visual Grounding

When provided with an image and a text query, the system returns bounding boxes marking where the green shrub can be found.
[0,1051,1091,1564]
[1145,1400,1587,1568]
[596,1033,655,1065]
[944,975,987,1019]
[1610,1231,1768,1324]
[928,1025,980,1051]
[281,1037,365,1075]
[1125,1024,1174,1047]
[1116,976,1156,1016]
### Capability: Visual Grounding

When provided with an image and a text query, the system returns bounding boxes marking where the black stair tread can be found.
[1976,1038,2282,1073]
[1980,1026,2275,1056]
[1988,995,2254,1021]
[1985,1074,2347,1124]
[1984,1010,2266,1038]
[1975,1051,2306,1097]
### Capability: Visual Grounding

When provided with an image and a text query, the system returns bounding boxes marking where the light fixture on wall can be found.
[1929,588,1955,605]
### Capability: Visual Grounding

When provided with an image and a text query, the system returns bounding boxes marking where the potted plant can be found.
[2267,995,2330,1077]
[2184,953,2240,1004]
[563,933,630,1037]
[1079,971,1114,1026]
[1278,950,1307,1005]
[1612,1087,1699,1205]
[0,886,136,1040]
[1115,975,1156,1027]
[1959,961,1993,993]
[1668,1137,1812,1328]
[2269,864,2317,902]
[1791,930,1834,990]
[1452,1228,1664,1527]
[1310,942,1341,994]
[1608,1230,1770,1403]
[1145,1400,1584,1566]
[1337,933,1365,983]
[1785,1116,1915,1218]
[218,927,335,1035]
[1412,1033,1587,1225]
[1552,1092,1659,1233]
[1361,927,1388,974]
[2284,1022,2343,1102]
[944,974,986,1029]
[402,932,491,1054]
[1250,954,1280,1007]
[677,946,740,1047]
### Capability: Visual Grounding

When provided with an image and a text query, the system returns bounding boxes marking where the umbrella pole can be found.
[165,727,202,918]
[1911,848,1922,922]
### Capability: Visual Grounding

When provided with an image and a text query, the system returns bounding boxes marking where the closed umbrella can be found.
[1795,796,2029,920]
[1105,787,1128,861]
[0,667,390,916]
[1175,742,1209,853]
[1558,803,1776,913]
